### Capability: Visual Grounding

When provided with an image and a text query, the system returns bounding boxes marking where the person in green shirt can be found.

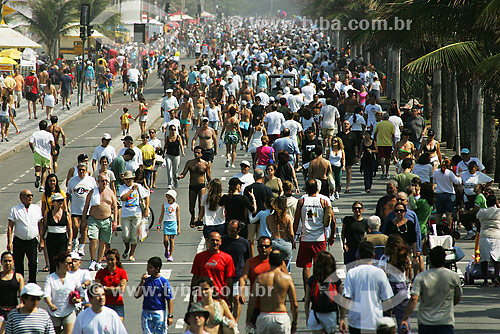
[109,148,135,192]
[395,158,420,192]
[463,184,487,240]
[415,182,434,244]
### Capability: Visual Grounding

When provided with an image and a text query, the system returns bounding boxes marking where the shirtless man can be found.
[178,146,211,226]
[179,93,193,145]
[38,67,49,109]
[46,115,66,173]
[220,107,242,168]
[247,249,298,334]
[191,117,217,175]
[82,173,118,271]
[238,80,254,105]
[192,90,206,129]
[239,101,252,150]
[308,145,333,198]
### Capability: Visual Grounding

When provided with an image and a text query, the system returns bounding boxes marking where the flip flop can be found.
[190,218,196,228]
[41,266,49,272]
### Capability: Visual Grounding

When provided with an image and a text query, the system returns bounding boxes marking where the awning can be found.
[201,11,214,18]
[0,24,41,48]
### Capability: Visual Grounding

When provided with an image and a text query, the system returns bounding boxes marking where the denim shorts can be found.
[108,304,125,318]
[435,193,456,213]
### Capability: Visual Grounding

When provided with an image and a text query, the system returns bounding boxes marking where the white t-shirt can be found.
[118,146,143,171]
[433,169,462,194]
[127,68,140,83]
[300,195,330,242]
[348,114,366,132]
[29,130,55,160]
[161,96,179,118]
[148,138,162,150]
[264,111,285,135]
[67,175,97,215]
[43,272,82,317]
[206,105,221,122]
[412,163,434,183]
[343,264,394,330]
[461,171,493,196]
[365,104,382,129]
[72,306,128,334]
[92,169,116,183]
[301,85,316,104]
[388,115,403,139]
[320,105,340,130]
[92,145,117,171]
[456,157,485,174]
[233,172,255,193]
[281,120,303,145]
[201,194,225,226]
[69,269,92,303]
[287,94,304,113]
[163,202,179,222]
[118,183,150,217]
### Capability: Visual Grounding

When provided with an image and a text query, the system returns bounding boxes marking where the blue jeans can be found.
[142,309,168,334]
[418,325,454,334]
[272,238,293,271]
[390,281,410,334]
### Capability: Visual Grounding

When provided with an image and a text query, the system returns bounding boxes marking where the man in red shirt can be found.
[25,70,39,119]
[191,231,235,299]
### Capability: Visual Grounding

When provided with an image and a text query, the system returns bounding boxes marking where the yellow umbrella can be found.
[0,49,22,59]
[0,57,18,64]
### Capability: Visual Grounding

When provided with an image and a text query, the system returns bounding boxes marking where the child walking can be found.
[134,256,173,333]
[157,189,180,261]
[120,107,133,135]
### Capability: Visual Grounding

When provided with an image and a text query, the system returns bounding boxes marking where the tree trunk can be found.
[452,73,461,153]
[393,48,401,105]
[483,94,495,173]
[432,68,442,141]
[457,78,467,149]
[471,83,483,159]
[423,75,432,119]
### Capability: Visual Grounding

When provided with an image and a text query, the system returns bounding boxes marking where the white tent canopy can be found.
[201,11,214,18]
[0,24,41,48]
[170,13,194,21]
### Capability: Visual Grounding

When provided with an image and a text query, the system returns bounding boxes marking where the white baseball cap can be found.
[21,283,44,297]
[102,133,112,140]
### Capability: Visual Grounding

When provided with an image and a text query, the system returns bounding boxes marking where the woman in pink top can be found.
[358,85,368,106]
[255,135,275,171]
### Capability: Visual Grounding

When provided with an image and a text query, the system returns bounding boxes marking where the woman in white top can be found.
[0,94,10,142]
[206,98,223,134]
[477,194,500,286]
[433,159,462,230]
[328,136,345,199]
[412,153,434,183]
[369,76,382,102]
[43,79,58,120]
[247,120,266,169]
[44,252,83,334]
[200,179,225,246]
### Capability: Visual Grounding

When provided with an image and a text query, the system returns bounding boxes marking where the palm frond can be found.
[404,41,487,74]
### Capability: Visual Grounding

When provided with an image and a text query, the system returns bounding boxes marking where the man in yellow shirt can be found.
[374,112,395,179]
[137,133,156,188]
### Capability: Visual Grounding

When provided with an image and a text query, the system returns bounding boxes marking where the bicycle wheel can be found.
[147,207,155,230]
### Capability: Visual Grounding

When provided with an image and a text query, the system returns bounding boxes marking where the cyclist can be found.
[127,64,141,101]
[96,73,108,110]
[142,56,149,85]
[104,68,115,105]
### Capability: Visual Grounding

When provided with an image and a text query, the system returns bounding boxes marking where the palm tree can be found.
[11,0,78,60]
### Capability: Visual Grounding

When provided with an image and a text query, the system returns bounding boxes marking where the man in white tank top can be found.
[293,179,335,296]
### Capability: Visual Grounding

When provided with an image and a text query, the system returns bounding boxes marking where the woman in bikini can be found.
[419,128,442,168]
[394,128,415,173]
[135,95,148,134]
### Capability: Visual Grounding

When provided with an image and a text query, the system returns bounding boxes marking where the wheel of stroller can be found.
[460,277,465,287]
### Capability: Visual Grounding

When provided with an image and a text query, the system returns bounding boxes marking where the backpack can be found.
[310,278,339,313]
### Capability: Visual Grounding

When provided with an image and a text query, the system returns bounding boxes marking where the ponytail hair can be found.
[440,158,451,174]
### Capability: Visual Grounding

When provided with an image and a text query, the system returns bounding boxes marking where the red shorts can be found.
[377,146,392,159]
[296,240,326,268]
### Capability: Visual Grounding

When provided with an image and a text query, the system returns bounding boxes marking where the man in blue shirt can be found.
[134,256,173,333]
[272,128,300,167]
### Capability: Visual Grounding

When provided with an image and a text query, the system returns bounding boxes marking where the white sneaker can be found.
[88,260,96,271]
[95,262,104,270]
[335,192,340,200]
[78,244,85,256]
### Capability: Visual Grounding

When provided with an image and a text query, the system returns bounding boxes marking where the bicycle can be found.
[96,89,105,113]
[146,206,156,230]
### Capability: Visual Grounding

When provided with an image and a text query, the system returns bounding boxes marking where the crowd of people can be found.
[1,15,497,334]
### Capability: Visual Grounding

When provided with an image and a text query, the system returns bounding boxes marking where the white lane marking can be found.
[19,173,26,178]
[221,177,226,181]
[333,207,339,213]
[12,178,19,182]
[175,318,185,329]
[160,269,172,279]
[224,170,229,173]
[0,187,7,190]
[196,236,205,254]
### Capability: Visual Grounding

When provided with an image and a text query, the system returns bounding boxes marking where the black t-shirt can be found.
[60,74,72,92]
[338,131,357,162]
[219,194,253,223]
[351,78,364,91]
[221,236,250,278]
[302,137,322,164]
[385,218,417,246]
[244,183,273,214]
[342,216,367,249]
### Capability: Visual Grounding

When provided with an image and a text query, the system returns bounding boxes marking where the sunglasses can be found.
[27,296,41,301]
[65,261,73,265]
[396,198,406,202]
[258,244,271,249]
[353,207,363,211]
[78,168,86,172]
[23,194,34,197]
[395,209,406,213]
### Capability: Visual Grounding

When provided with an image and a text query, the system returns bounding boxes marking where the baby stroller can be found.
[426,225,465,286]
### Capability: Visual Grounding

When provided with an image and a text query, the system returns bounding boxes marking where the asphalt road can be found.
[0,61,498,333]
